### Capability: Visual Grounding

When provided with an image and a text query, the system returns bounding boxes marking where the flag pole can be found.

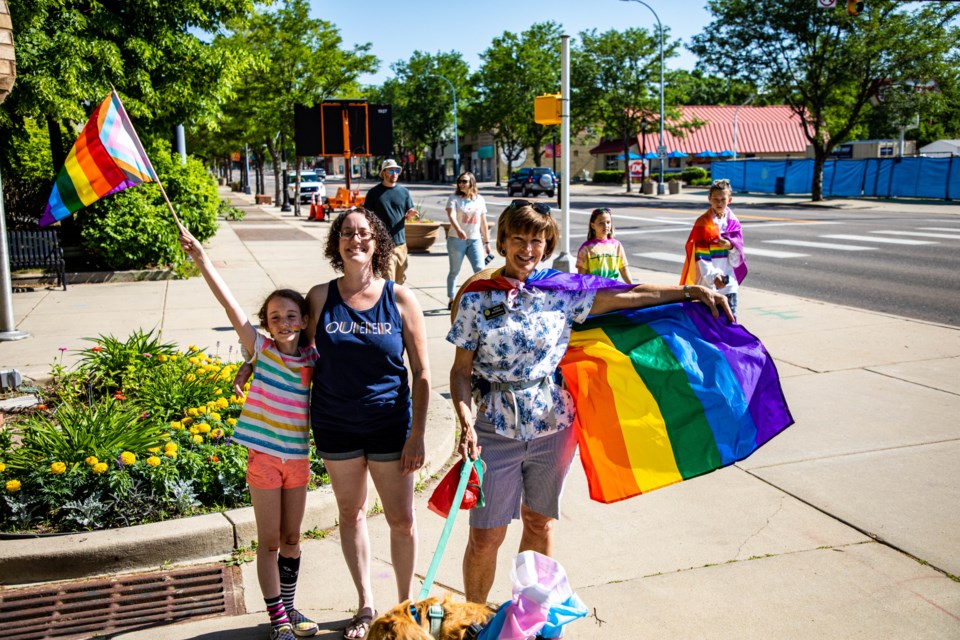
[109,87,184,229]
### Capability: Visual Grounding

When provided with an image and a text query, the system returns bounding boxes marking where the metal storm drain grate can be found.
[0,563,243,640]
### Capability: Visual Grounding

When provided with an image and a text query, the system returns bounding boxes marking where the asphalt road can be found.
[262,174,960,327]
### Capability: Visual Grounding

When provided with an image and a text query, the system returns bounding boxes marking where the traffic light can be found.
[847,0,864,16]
[534,94,562,126]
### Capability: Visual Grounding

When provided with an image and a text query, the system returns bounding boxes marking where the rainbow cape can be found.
[679,209,748,286]
[462,270,792,504]
[40,90,157,227]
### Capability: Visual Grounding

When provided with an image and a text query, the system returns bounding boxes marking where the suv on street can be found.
[507,167,557,198]
[288,170,326,204]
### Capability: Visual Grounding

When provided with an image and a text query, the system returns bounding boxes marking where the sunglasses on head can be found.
[509,199,552,216]
[457,179,470,184]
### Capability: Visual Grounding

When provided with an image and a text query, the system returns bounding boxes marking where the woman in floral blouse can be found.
[447,200,732,604]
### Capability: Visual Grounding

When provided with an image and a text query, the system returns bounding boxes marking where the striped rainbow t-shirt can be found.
[576,237,628,280]
[233,333,319,460]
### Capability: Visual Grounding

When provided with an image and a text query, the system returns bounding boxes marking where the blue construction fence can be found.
[710,157,959,200]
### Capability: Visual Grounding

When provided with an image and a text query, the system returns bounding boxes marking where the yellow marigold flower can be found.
[146,456,161,467]
[170,355,178,362]
[189,356,201,365]
[209,412,221,422]
[187,408,199,417]
[85,456,98,466]
[170,421,184,431]
[198,423,212,434]
[197,366,208,375]
[189,426,199,435]
[216,398,229,409]
[229,395,239,404]
[147,447,161,453]
[191,434,203,445]
[164,450,178,459]
[120,451,137,465]
[157,354,168,362]
[185,373,196,382]
[226,418,238,426]
[211,428,225,439]
[6,479,21,492]
[214,388,224,396]
[50,461,67,475]
[93,462,108,474]
[188,345,199,352]
[244,382,251,391]
[182,417,193,426]
[197,406,207,415]
[0,461,6,473]
[164,442,178,453]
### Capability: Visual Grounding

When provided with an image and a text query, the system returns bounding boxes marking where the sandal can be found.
[343,609,375,639]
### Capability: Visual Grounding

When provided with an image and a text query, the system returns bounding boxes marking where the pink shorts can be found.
[246,449,311,490]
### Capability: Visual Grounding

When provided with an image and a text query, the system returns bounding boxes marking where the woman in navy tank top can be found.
[305,209,431,639]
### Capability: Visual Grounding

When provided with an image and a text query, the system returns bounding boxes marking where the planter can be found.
[406,222,441,253]
[668,181,682,195]
[642,181,658,195]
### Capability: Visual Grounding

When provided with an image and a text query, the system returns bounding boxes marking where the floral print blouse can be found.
[447,274,596,441]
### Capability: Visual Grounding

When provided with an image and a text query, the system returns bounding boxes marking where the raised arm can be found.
[179,226,257,355]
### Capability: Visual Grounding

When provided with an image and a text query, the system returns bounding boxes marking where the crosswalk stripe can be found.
[919,227,960,233]
[615,228,689,236]
[745,247,810,258]
[632,252,685,263]
[872,230,960,240]
[764,240,874,251]
[821,234,934,245]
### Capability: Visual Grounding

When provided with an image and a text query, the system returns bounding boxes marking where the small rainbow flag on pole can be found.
[40,90,158,228]
[561,299,792,504]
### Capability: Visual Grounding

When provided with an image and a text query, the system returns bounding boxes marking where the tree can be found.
[573,27,694,192]
[667,69,761,107]
[468,22,563,177]
[691,0,960,201]
[216,0,377,208]
[387,51,471,181]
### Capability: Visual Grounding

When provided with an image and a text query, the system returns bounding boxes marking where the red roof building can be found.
[636,105,809,157]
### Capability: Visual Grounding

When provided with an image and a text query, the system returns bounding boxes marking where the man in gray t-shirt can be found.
[364,159,417,283]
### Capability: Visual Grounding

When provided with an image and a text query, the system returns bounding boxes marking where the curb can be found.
[0,390,457,587]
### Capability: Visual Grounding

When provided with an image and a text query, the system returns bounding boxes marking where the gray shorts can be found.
[469,418,578,529]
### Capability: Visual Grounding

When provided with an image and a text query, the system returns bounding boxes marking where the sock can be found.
[265,595,289,627]
[278,553,301,614]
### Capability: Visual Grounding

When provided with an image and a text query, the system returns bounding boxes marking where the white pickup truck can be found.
[287,171,327,204]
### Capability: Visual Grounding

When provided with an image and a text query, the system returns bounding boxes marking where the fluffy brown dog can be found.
[367,595,497,640]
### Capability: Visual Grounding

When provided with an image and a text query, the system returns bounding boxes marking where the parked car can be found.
[288,171,326,204]
[507,167,557,198]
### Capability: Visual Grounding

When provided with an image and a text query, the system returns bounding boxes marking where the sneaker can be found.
[287,609,319,637]
[270,623,296,640]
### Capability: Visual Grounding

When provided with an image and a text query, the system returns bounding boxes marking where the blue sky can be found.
[312,0,714,86]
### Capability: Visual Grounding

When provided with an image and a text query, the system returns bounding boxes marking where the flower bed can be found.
[0,329,327,534]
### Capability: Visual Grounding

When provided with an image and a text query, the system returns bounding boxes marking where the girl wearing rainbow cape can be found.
[448,199,758,606]
[680,179,748,319]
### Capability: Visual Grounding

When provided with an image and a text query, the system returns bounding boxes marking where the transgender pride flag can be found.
[40,90,157,227]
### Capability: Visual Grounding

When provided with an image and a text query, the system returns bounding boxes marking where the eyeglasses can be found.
[339,229,374,240]
[385,169,401,175]
[509,199,552,216]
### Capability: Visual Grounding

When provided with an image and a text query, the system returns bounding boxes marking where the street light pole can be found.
[426,74,459,180]
[621,0,666,194]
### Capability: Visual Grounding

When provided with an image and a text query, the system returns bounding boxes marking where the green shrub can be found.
[76,141,219,273]
[691,177,713,186]
[592,170,625,184]
[681,166,710,183]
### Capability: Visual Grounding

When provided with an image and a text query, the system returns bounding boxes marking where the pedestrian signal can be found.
[534,94,562,126]
[847,0,863,15]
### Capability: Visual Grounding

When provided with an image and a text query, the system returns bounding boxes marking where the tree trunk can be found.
[623,137,632,193]
[265,138,282,207]
[811,146,826,202]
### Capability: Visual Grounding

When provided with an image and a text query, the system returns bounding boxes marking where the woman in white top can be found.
[445,172,491,310]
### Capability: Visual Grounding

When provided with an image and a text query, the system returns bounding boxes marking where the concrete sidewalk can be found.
[2,187,959,638]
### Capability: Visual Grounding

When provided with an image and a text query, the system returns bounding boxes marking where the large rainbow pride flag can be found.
[40,90,157,227]
[462,270,792,504]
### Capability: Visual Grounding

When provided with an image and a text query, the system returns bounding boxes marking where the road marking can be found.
[821,234,934,245]
[745,247,810,258]
[919,227,960,233]
[742,221,841,228]
[615,228,689,236]
[763,239,875,251]
[872,230,960,240]
[632,252,685,263]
